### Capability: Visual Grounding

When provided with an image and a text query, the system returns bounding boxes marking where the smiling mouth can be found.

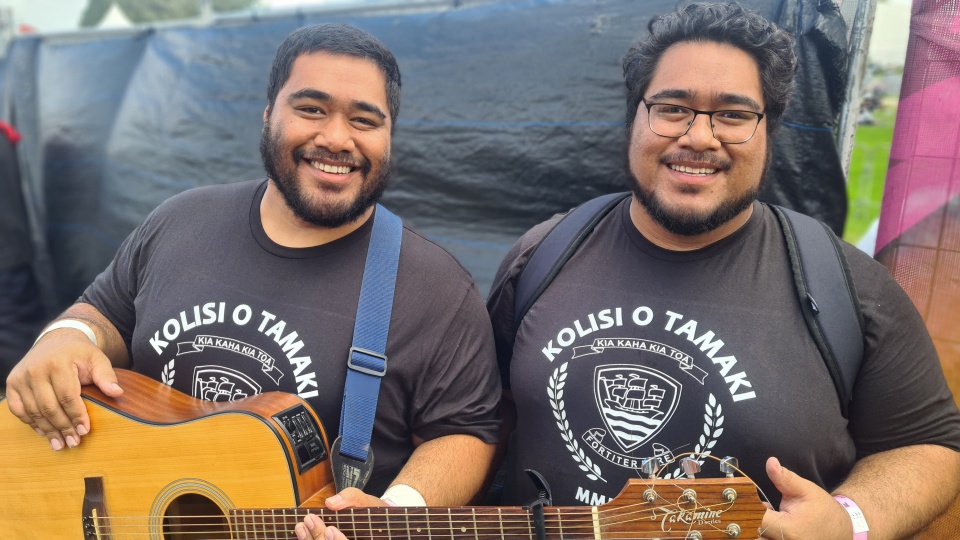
[310,161,354,174]
[668,164,718,176]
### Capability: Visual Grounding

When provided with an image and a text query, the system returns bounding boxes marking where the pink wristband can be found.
[833,495,869,540]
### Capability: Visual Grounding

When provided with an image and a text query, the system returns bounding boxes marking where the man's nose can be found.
[679,113,721,149]
[315,116,356,154]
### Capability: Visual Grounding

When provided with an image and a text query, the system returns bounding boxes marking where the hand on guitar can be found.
[295,488,385,540]
[760,457,854,540]
[5,310,125,452]
[296,513,349,540]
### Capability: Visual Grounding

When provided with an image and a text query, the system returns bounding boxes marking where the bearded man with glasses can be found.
[486,3,960,540]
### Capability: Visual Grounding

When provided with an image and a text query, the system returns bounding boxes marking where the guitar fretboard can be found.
[228,506,600,539]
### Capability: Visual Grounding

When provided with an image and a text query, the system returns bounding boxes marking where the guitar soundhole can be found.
[162,493,230,540]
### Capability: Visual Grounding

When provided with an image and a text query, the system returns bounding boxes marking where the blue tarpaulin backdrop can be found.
[0,0,850,310]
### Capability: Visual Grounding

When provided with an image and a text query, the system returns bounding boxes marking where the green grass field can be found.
[843,99,897,244]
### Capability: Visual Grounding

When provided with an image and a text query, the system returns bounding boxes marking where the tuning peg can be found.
[680,458,700,479]
[641,457,658,479]
[720,456,739,478]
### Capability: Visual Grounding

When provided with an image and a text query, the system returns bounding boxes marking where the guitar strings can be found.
[629,451,784,539]
[88,493,753,539]
[86,453,766,539]
[88,495,740,526]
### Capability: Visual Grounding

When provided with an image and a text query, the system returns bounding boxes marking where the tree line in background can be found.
[80,0,257,27]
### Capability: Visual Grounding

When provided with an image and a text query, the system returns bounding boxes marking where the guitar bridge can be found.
[82,477,111,540]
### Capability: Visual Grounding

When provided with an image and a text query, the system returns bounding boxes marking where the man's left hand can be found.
[295,512,348,540]
[294,488,387,540]
[324,487,388,510]
[760,457,853,540]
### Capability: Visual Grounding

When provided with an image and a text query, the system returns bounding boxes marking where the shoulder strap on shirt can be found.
[512,196,864,419]
[514,192,630,324]
[333,204,403,491]
[770,204,864,419]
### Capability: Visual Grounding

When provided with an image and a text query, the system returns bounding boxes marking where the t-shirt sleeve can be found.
[486,216,563,390]
[79,209,157,356]
[845,246,960,455]
[409,282,502,444]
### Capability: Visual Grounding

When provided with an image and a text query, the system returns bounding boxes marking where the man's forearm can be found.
[49,302,131,368]
[833,444,960,540]
[389,434,496,506]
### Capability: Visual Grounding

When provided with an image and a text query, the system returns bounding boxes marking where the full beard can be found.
[260,124,390,229]
[631,150,768,236]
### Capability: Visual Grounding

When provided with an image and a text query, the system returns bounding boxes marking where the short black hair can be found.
[266,23,401,125]
[623,2,797,134]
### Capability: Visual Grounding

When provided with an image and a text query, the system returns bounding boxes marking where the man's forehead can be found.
[283,52,388,104]
[287,52,386,86]
[647,42,764,108]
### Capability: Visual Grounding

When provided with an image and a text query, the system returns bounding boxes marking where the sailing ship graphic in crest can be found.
[594,365,681,452]
[193,365,262,402]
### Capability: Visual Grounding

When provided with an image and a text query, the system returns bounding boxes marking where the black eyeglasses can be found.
[642,100,765,144]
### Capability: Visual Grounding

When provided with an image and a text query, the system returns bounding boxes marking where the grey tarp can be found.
[0,0,849,310]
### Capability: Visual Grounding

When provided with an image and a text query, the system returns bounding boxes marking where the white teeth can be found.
[311,161,352,174]
[670,164,717,175]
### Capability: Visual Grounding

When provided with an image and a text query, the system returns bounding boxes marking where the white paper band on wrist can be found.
[34,319,98,348]
[833,494,869,539]
[381,484,426,507]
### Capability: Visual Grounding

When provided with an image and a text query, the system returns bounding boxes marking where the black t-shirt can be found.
[488,199,960,507]
[83,179,502,495]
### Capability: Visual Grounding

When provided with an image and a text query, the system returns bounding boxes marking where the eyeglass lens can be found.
[647,104,761,143]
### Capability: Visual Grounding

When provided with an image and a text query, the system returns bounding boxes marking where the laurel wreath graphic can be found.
[160,359,176,386]
[549,362,606,482]
[668,392,724,479]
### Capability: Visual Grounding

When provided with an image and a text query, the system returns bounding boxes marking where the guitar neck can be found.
[230,506,597,540]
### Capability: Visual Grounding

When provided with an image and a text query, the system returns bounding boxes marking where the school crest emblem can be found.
[594,365,681,452]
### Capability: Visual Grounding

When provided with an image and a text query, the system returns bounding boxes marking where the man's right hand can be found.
[5,324,123,451]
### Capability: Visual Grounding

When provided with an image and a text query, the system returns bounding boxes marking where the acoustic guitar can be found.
[0,369,766,539]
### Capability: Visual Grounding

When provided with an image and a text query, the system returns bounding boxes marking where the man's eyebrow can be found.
[287,88,387,121]
[646,89,692,102]
[352,100,387,121]
[288,88,332,103]
[646,89,763,111]
[717,92,763,111]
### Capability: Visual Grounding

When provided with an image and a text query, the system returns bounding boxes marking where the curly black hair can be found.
[623,2,797,134]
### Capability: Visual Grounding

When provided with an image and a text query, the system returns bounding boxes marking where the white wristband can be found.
[381,484,426,507]
[833,495,869,539]
[34,319,98,348]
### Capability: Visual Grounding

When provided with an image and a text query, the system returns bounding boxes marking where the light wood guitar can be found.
[0,369,765,539]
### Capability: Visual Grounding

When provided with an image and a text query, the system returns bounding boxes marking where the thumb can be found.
[766,456,815,504]
[325,487,384,510]
[87,359,123,397]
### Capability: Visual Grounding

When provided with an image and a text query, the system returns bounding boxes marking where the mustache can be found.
[658,151,732,171]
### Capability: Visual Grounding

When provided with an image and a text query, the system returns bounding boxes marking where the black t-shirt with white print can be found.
[488,199,960,508]
[83,179,501,496]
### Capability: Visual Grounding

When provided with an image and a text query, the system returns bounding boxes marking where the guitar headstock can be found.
[598,456,765,539]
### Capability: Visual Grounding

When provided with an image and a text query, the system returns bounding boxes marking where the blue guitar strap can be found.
[332,204,402,492]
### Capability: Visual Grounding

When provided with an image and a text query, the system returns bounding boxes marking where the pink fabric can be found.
[876,0,960,252]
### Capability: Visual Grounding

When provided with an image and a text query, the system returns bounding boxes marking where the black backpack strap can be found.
[772,205,864,418]
[514,192,630,324]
